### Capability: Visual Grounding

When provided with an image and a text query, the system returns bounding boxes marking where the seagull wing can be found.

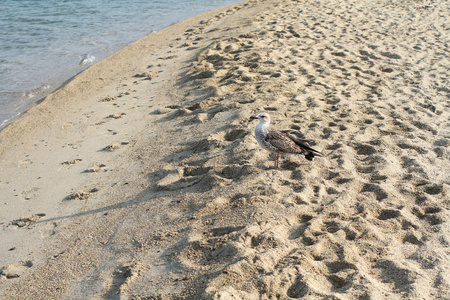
[265,130,309,154]
[287,134,323,156]
[281,130,313,145]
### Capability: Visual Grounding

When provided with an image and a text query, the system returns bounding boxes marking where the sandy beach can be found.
[1,0,449,298]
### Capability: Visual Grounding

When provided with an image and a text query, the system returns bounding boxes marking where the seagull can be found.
[250,112,323,168]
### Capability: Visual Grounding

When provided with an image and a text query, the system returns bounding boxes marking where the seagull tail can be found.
[305,152,315,161]
[289,135,323,157]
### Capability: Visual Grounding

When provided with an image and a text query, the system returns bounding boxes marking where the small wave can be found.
[79,54,96,66]
[26,84,51,98]
[0,112,20,128]
[0,84,52,128]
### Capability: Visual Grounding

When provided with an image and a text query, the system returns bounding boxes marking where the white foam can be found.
[0,112,20,128]
[79,54,96,66]
[26,84,50,99]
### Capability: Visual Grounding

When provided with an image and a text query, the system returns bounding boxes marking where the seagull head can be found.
[250,112,271,124]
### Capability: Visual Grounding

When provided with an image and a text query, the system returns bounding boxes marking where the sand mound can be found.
[0,0,448,299]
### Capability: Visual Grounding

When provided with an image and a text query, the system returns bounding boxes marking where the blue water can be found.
[0,0,239,127]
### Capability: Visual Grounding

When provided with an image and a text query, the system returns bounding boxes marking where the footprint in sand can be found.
[39,222,57,238]
[99,96,117,102]
[375,259,416,292]
[83,163,107,173]
[287,275,309,298]
[11,213,46,228]
[133,72,153,80]
[103,129,118,136]
[59,158,82,171]
[62,122,73,129]
[18,159,32,168]
[103,263,146,298]
[65,141,83,149]
[65,188,99,201]
[101,142,129,152]
[106,113,126,119]
[20,187,39,201]
[0,261,33,279]
[61,158,82,166]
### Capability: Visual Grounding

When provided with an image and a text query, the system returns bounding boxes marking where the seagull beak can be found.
[250,116,258,120]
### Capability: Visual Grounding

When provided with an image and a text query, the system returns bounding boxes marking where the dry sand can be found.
[1,0,449,299]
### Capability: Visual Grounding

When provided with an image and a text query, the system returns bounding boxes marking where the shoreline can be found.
[0,1,241,131]
[0,2,223,144]
[1,0,449,299]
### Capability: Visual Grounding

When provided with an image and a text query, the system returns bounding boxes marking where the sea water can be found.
[0,0,239,127]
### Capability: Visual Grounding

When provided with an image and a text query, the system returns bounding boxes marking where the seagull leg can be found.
[267,153,279,170]
[275,153,279,168]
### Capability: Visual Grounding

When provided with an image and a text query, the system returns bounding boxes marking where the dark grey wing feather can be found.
[287,134,323,156]
[265,130,308,154]
[281,130,313,146]
[281,130,294,134]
